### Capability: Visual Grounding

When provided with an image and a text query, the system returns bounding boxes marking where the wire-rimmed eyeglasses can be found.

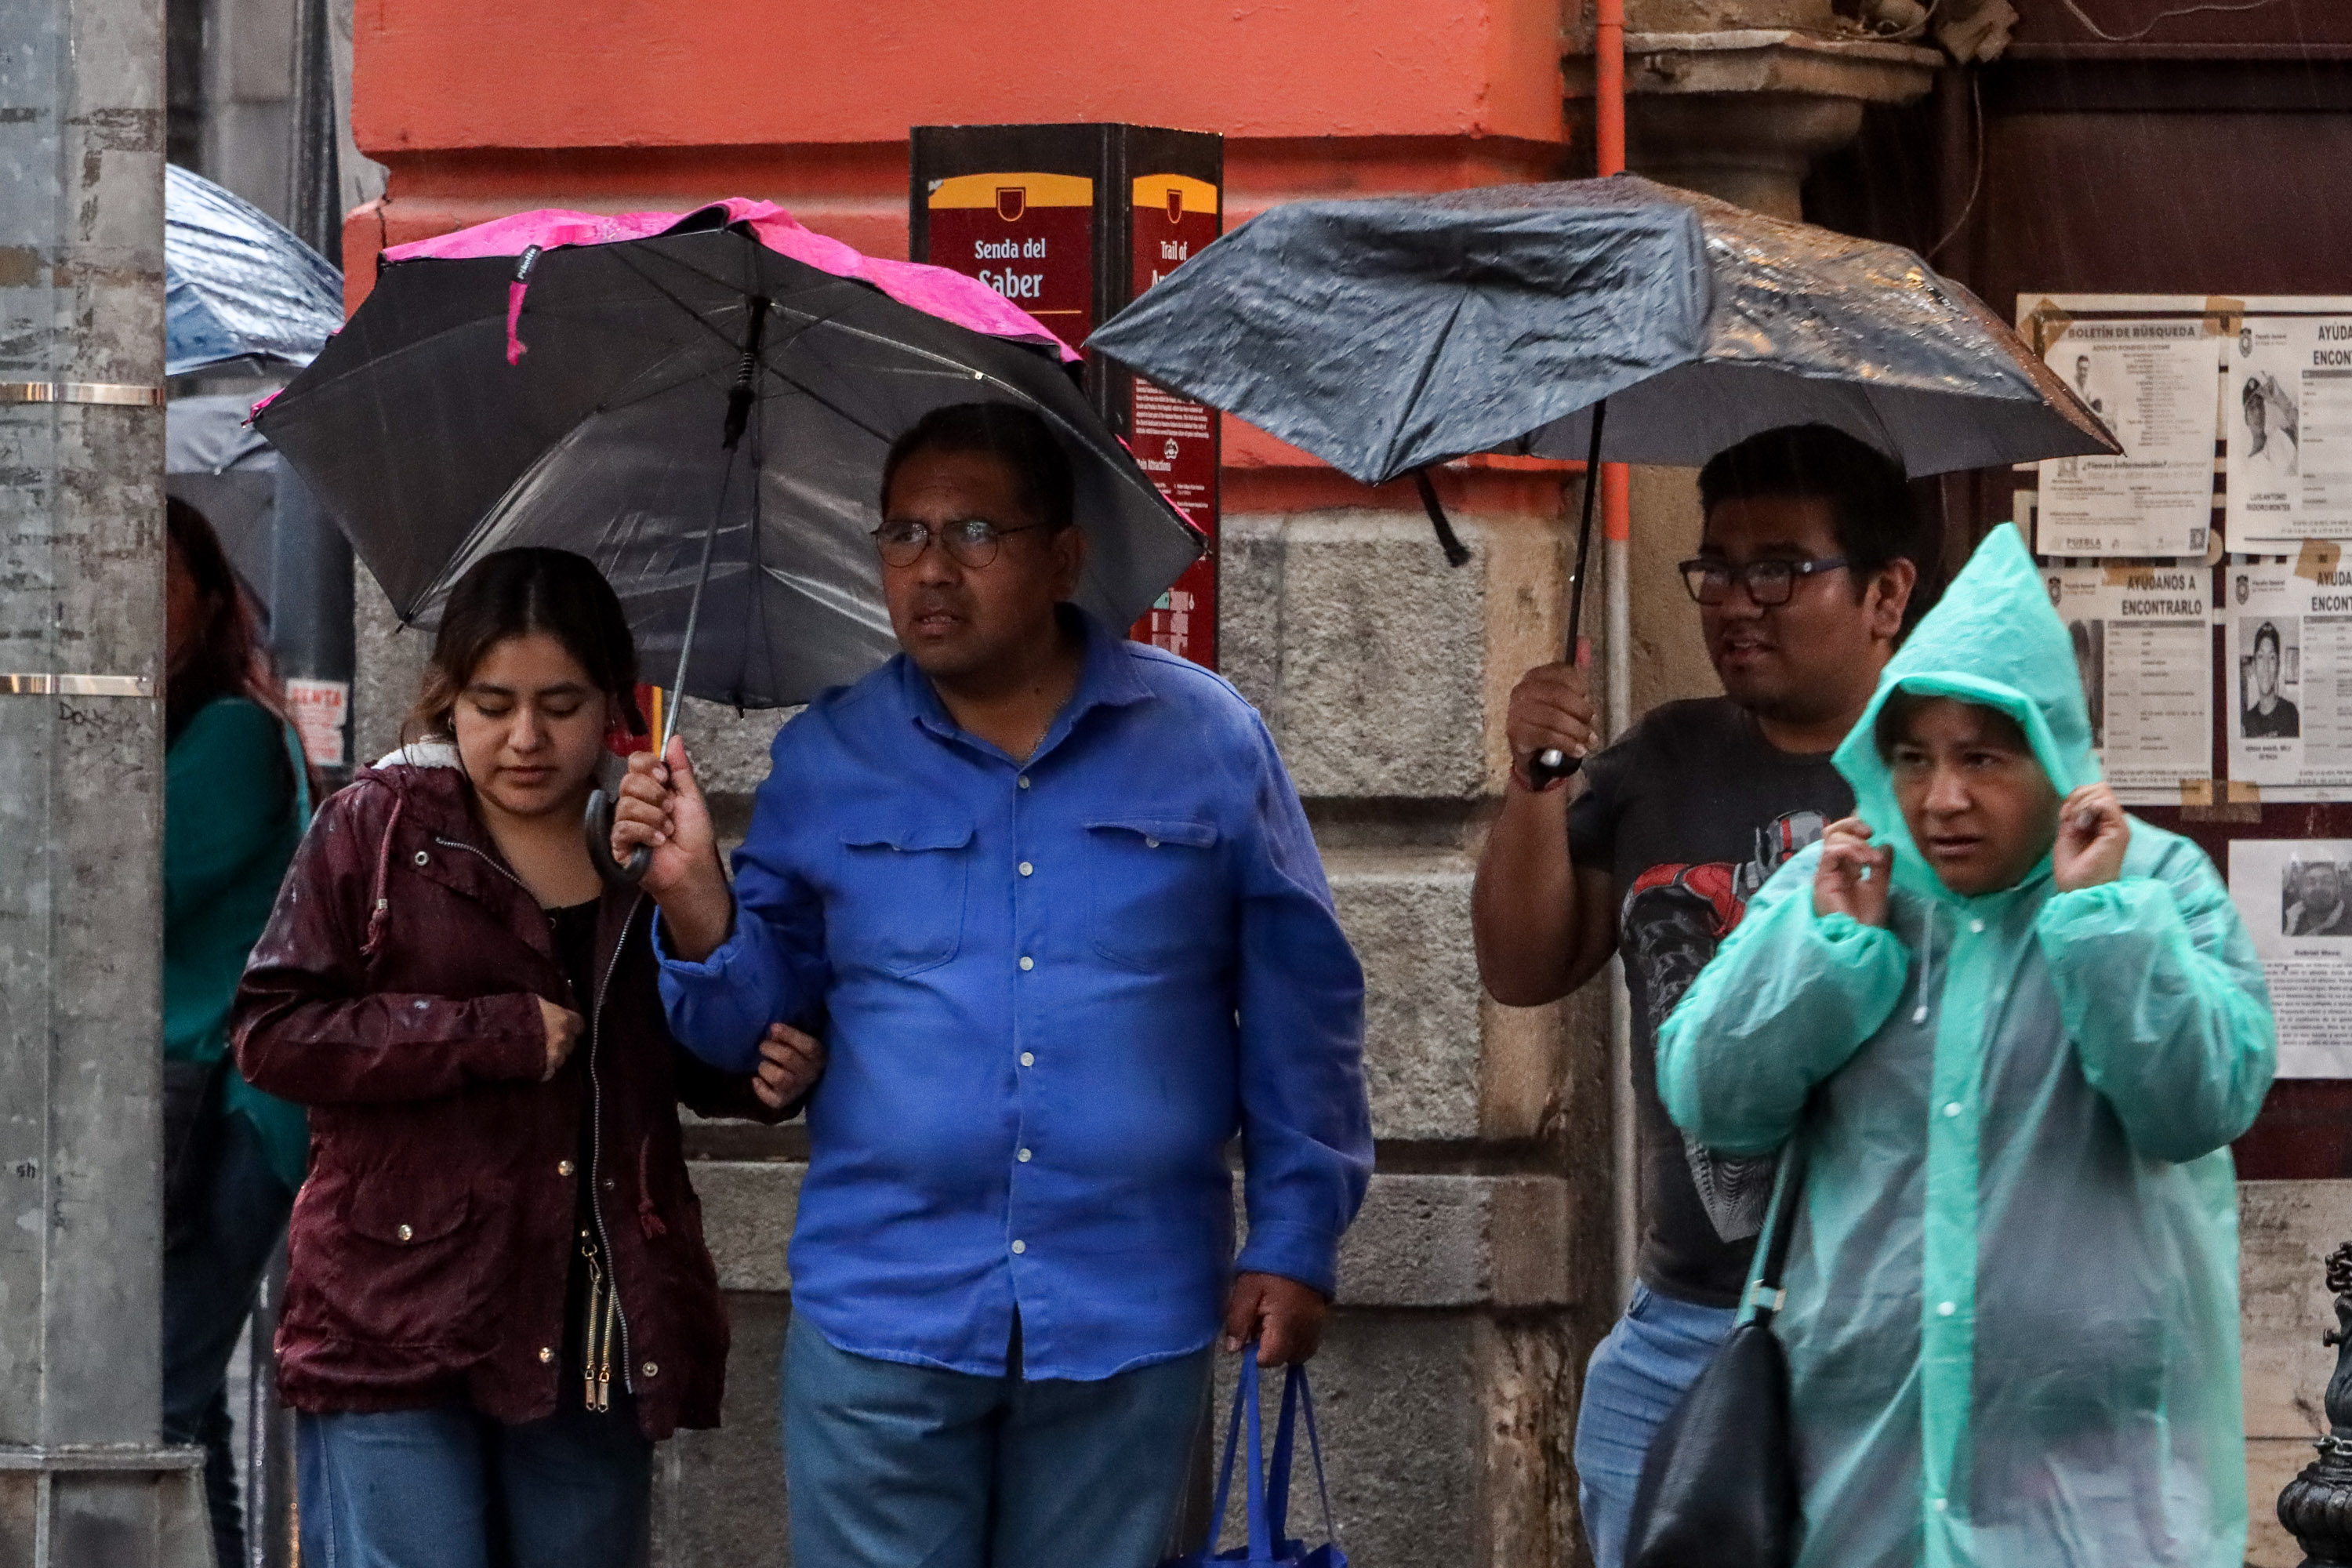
[872,517,1044,569]
[1678,554,1850,607]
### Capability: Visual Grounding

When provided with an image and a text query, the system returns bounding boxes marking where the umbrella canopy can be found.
[165,164,345,379]
[253,201,1204,712]
[1087,173,2117,484]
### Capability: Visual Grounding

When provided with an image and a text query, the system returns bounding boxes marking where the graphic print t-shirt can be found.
[1566,698,1853,1308]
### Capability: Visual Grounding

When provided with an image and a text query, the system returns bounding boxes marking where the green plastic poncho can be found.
[1656,524,2277,1568]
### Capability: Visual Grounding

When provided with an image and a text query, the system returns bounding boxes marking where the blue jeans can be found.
[296,1396,652,1568]
[1574,1283,1737,1568]
[162,1107,295,1568]
[783,1312,1213,1568]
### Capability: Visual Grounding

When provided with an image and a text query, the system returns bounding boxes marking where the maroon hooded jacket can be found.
[231,745,775,1439]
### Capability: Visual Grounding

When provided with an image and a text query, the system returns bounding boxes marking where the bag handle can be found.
[1265,1365,1338,1549]
[1268,1363,1300,1542]
[1203,1352,1278,1559]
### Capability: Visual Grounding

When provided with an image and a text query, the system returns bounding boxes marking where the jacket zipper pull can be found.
[582,1236,608,1413]
[597,1283,619,1413]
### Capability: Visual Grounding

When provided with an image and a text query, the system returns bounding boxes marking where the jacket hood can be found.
[1831,522,2100,900]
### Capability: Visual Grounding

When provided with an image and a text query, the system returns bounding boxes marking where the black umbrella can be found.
[1090,174,2115,782]
[256,201,1203,877]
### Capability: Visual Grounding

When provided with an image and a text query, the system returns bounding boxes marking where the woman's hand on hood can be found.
[1814,816,1893,927]
[2053,782,2129,893]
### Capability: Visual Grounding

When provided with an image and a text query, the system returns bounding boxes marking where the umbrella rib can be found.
[605,247,771,359]
[607,243,910,448]
[1381,291,1472,481]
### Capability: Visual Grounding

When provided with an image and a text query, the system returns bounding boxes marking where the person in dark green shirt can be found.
[161,497,312,1568]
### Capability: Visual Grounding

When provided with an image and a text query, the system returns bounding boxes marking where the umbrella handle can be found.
[585,787,652,887]
[1526,399,1608,792]
[1527,746,1581,788]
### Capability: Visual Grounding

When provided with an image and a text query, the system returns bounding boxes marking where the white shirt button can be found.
[1145,837,1160,849]
[1018,1147,1033,1162]
[1942,1102,1962,1119]
[1018,955,1034,971]
[1017,775,1031,789]
[1969,918,1986,934]
[1018,861,1033,877]
[1019,1052,1034,1067]
[1933,1497,1949,1512]
[1011,1240,1027,1254]
[1937,1300,1957,1316]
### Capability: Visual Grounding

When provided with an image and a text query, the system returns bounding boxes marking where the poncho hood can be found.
[1831,522,2100,900]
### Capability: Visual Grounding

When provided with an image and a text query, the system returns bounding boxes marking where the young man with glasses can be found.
[1470,423,1929,1568]
[611,401,1370,1568]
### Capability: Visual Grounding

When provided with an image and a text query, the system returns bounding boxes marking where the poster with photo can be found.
[2223,562,2352,800]
[2230,838,2352,1076]
[2034,319,2218,557]
[2227,315,2352,544]
[2041,565,2211,802]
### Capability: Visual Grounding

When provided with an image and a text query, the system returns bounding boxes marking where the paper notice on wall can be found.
[2230,838,2352,1076]
[2040,565,2211,803]
[285,677,348,768]
[2227,315,2352,544]
[2222,562,2352,800]
[2034,319,2218,557]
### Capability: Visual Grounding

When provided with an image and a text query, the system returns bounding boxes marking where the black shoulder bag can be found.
[1624,1133,1809,1568]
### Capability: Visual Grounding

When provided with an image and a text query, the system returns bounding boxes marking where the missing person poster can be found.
[2034,319,2218,558]
[2230,838,2352,1076]
[2227,315,2352,545]
[2224,561,2352,800]
[2042,565,2212,803]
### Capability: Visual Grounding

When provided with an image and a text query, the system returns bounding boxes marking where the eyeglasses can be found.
[871,517,1043,570]
[1678,555,1850,607]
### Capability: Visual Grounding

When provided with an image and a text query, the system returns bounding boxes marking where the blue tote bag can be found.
[1166,1356,1345,1568]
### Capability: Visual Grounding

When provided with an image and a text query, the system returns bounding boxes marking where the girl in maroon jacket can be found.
[232,548,822,1568]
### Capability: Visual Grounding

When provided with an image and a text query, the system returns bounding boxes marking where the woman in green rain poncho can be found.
[1657,523,2278,1568]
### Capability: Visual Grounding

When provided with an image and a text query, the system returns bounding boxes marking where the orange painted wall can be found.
[346,0,1577,513]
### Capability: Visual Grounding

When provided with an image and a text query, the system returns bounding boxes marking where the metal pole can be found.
[0,0,211,1555]
[1593,0,1642,1312]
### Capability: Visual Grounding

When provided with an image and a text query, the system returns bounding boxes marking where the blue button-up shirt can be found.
[656,610,1371,1381]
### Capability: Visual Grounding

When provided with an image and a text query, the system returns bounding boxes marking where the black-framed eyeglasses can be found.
[1678,555,1850,607]
[871,517,1043,569]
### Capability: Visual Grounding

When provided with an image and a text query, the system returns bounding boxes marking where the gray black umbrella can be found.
[1089,173,2113,485]
[1089,173,2116,780]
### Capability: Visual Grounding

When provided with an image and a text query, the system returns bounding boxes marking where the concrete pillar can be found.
[0,0,212,1558]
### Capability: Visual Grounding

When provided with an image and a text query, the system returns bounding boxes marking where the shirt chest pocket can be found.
[1083,817,1228,971]
[833,818,974,978]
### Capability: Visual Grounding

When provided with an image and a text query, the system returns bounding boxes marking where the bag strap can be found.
[1268,1361,1300,1542]
[1745,1131,1812,1330]
[1204,1358,1250,1554]
[1242,1356,1274,1560]
[1296,1368,1339,1546]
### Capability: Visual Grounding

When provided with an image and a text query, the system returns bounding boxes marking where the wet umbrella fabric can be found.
[165,164,345,379]
[1086,172,2117,484]
[252,201,1204,714]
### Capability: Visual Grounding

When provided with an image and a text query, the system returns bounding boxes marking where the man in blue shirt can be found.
[612,402,1371,1568]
